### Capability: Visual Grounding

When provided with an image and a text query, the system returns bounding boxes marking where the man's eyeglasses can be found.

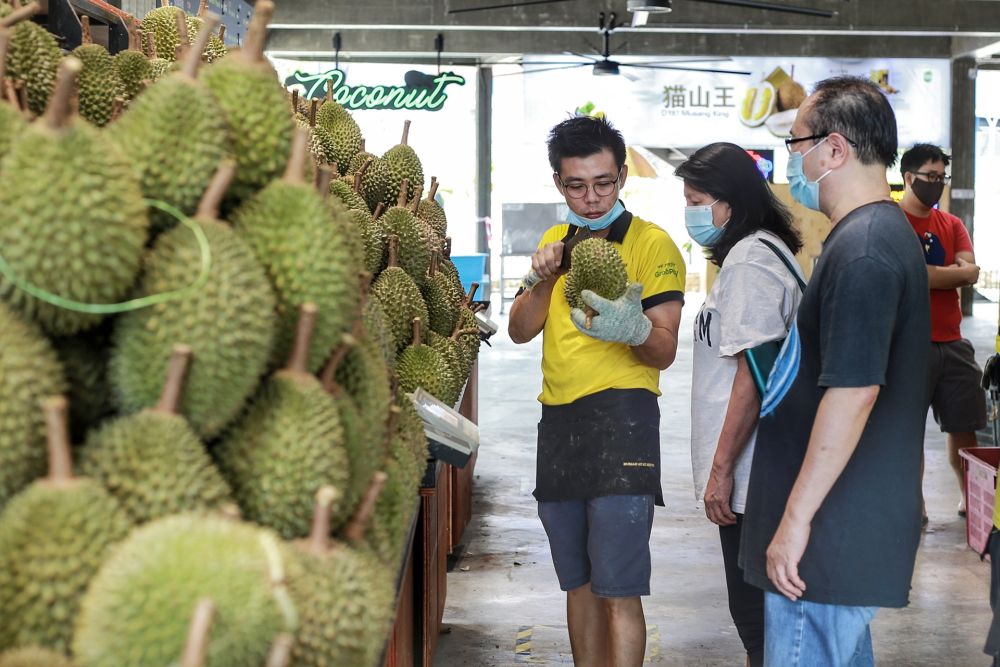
[784,133,858,150]
[558,168,623,199]
[910,171,951,184]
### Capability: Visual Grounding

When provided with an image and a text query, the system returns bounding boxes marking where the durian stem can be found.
[0,27,11,84]
[373,202,385,220]
[359,138,366,153]
[283,126,309,185]
[428,250,438,277]
[355,157,373,191]
[159,0,170,7]
[290,89,298,114]
[344,471,389,545]
[80,15,92,46]
[179,598,215,667]
[383,405,401,457]
[197,0,208,17]
[182,12,220,79]
[110,96,122,120]
[400,119,411,146]
[387,235,400,269]
[175,9,189,54]
[319,335,356,394]
[2,80,18,109]
[217,24,226,41]
[308,98,317,127]
[325,80,332,101]
[465,282,480,305]
[306,485,340,555]
[14,80,27,112]
[265,634,295,667]
[444,236,453,259]
[410,187,423,214]
[242,0,274,64]
[428,178,440,201]
[411,317,423,347]
[43,58,82,131]
[285,303,318,375]
[453,326,480,340]
[196,160,236,220]
[0,1,39,29]
[315,163,334,198]
[389,373,400,397]
[146,32,158,59]
[584,306,596,330]
[359,270,374,295]
[42,396,73,484]
[396,178,409,208]
[154,344,193,414]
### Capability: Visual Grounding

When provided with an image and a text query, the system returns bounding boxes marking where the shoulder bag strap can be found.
[758,238,807,292]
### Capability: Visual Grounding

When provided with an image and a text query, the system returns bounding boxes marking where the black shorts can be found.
[928,339,987,433]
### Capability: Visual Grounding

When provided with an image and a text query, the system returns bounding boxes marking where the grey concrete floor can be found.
[436,298,1000,667]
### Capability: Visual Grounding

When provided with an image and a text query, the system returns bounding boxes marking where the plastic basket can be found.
[959,447,1000,555]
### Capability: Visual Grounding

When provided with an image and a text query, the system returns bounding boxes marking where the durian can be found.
[0,647,74,667]
[0,57,148,335]
[73,513,299,667]
[112,26,151,102]
[348,206,387,276]
[72,16,123,127]
[382,119,424,203]
[52,322,113,442]
[215,304,352,539]
[312,98,362,175]
[421,250,463,338]
[379,181,431,285]
[140,1,185,64]
[79,345,232,524]
[329,166,369,212]
[372,235,429,353]
[0,397,131,653]
[110,161,277,439]
[0,2,58,116]
[564,237,628,327]
[0,27,25,160]
[396,318,456,405]
[416,177,448,240]
[187,1,227,63]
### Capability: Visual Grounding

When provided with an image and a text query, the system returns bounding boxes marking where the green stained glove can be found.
[570,282,652,346]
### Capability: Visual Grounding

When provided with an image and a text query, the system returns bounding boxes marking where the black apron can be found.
[533,388,663,506]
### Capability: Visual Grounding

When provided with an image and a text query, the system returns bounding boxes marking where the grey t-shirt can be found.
[690,231,804,513]
[741,201,930,608]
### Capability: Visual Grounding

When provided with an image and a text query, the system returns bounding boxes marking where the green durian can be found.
[140,4,184,64]
[112,28,151,102]
[352,150,393,212]
[0,27,25,159]
[421,250,463,338]
[427,330,468,407]
[379,188,431,286]
[187,2,227,63]
[0,647,74,667]
[79,345,232,525]
[52,322,114,442]
[363,294,396,371]
[72,17,123,127]
[0,58,148,336]
[0,397,131,653]
[382,119,423,204]
[0,302,65,510]
[232,127,363,372]
[563,237,628,323]
[110,162,276,440]
[201,1,292,204]
[73,513,299,667]
[143,31,172,81]
[415,177,448,239]
[453,301,482,376]
[110,13,230,233]
[214,304,352,539]
[0,2,58,116]
[329,169,369,212]
[347,207,387,275]
[312,99,362,175]
[396,318,456,404]
[371,236,429,353]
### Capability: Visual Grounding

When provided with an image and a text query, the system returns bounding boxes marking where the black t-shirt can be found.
[741,201,930,608]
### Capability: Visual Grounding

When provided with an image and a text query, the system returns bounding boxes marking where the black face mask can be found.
[911,177,945,208]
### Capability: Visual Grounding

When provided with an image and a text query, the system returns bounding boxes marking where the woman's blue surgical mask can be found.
[566,199,626,231]
[787,137,831,212]
[685,199,725,247]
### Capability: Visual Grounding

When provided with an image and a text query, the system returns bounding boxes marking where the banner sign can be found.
[281,67,466,111]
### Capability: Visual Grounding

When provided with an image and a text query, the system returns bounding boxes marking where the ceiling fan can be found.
[495,11,752,78]
[448,0,837,18]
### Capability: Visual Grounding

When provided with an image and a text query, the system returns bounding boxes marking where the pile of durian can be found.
[0,0,482,665]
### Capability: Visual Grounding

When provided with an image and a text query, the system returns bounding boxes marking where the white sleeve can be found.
[715,261,797,357]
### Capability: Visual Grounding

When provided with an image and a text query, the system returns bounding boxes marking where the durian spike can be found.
[387,234,400,269]
[344,471,389,545]
[282,126,309,185]
[428,250,439,277]
[289,89,298,114]
[319,332,356,394]
[428,178,440,201]
[196,160,236,220]
[0,1,39,28]
[306,485,341,555]
[308,98,317,127]
[154,344,192,414]
[179,598,215,667]
[197,0,208,17]
[241,0,274,64]
[315,163,334,198]
[411,317,423,347]
[174,9,190,58]
[41,396,74,486]
[373,202,385,220]
[400,119,411,146]
[465,282,480,305]
[146,31,158,59]
[396,178,409,208]
[80,15,93,46]
[266,634,295,667]
[43,57,82,131]
[182,12,220,79]
[410,187,423,214]
[284,302,318,375]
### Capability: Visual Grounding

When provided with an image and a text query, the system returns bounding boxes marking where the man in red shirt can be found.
[900,143,987,520]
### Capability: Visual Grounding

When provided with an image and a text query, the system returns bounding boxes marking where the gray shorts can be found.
[928,339,987,433]
[537,494,654,598]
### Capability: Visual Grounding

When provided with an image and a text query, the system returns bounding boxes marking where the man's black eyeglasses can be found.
[558,167,623,199]
[910,171,951,184]
[784,133,857,150]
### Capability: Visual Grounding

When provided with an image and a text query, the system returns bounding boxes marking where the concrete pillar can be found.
[951,57,977,316]
[476,66,493,282]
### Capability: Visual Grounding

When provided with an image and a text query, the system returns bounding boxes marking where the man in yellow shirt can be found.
[508,115,685,667]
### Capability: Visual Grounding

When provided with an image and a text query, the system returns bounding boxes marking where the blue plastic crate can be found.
[451,254,488,296]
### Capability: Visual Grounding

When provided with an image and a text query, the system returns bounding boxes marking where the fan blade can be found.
[685,0,836,18]
[494,63,589,77]
[565,50,600,62]
[623,63,752,76]
[631,57,735,65]
[448,0,576,14]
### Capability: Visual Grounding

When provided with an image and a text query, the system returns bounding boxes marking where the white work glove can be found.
[570,282,652,346]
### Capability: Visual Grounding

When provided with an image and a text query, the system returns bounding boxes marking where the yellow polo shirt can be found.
[537,213,686,406]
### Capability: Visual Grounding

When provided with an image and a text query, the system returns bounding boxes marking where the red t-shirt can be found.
[903,207,973,342]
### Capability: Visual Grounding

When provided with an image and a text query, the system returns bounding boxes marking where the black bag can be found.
[745,238,807,398]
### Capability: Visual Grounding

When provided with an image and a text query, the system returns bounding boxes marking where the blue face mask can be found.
[685,200,725,247]
[787,137,831,211]
[566,199,626,231]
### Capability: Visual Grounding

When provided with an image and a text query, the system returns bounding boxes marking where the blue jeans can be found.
[764,592,877,667]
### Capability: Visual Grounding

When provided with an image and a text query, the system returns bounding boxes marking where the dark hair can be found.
[900,143,950,174]
[547,115,626,174]
[675,142,802,267]
[807,76,898,167]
